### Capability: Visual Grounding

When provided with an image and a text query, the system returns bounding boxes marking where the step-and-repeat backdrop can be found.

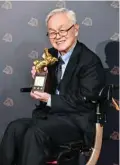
[0,1,119,164]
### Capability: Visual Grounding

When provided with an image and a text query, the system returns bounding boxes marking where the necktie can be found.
[56,56,64,88]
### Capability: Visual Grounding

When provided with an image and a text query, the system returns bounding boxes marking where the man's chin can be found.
[56,46,67,53]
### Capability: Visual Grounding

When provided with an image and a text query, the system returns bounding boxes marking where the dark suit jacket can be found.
[46,41,105,145]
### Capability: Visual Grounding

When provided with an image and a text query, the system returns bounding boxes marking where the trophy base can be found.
[32,72,47,92]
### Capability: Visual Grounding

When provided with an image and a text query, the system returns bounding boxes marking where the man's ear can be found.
[75,32,78,37]
[75,24,79,37]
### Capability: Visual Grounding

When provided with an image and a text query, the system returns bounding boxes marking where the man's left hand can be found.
[30,91,50,102]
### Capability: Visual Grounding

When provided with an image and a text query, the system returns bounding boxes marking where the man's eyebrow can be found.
[48,25,65,31]
[48,28,56,31]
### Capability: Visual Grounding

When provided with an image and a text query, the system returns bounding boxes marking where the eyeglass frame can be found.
[46,24,75,39]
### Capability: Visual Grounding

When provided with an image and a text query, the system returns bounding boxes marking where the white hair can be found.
[45,8,77,26]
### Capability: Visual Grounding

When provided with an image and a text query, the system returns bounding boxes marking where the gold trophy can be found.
[32,48,58,92]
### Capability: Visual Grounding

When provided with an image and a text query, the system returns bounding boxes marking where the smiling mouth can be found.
[56,41,65,45]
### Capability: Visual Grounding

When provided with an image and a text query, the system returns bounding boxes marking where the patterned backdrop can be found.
[0,1,119,164]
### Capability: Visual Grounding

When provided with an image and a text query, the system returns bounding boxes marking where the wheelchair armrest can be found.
[84,84,119,103]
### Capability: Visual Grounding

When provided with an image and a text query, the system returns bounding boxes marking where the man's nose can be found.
[56,32,61,39]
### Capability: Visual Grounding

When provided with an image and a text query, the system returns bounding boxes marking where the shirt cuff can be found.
[46,95,51,107]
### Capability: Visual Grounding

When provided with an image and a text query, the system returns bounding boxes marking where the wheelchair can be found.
[20,84,119,165]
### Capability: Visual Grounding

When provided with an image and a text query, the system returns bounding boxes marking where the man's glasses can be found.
[46,24,74,39]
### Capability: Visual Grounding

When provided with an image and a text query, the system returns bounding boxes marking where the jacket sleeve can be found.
[50,55,105,113]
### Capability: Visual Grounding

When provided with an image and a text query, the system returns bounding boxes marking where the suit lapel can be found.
[59,41,82,94]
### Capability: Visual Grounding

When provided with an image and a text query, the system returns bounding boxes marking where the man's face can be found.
[47,13,79,54]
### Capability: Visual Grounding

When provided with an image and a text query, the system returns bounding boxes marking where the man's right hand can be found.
[31,66,48,79]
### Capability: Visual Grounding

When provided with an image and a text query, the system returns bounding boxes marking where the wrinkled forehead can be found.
[47,13,72,30]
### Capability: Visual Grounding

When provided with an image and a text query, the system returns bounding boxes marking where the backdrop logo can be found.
[56,0,66,8]
[2,33,12,42]
[111,0,119,8]
[110,131,119,140]
[82,17,92,26]
[3,65,13,75]
[28,50,39,59]
[110,32,119,41]
[3,98,14,107]
[110,66,119,75]
[1,1,12,10]
[28,17,38,27]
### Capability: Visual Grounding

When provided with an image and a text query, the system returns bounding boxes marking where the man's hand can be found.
[31,66,48,79]
[30,90,50,102]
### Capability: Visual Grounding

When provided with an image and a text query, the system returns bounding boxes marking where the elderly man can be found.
[0,8,105,165]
